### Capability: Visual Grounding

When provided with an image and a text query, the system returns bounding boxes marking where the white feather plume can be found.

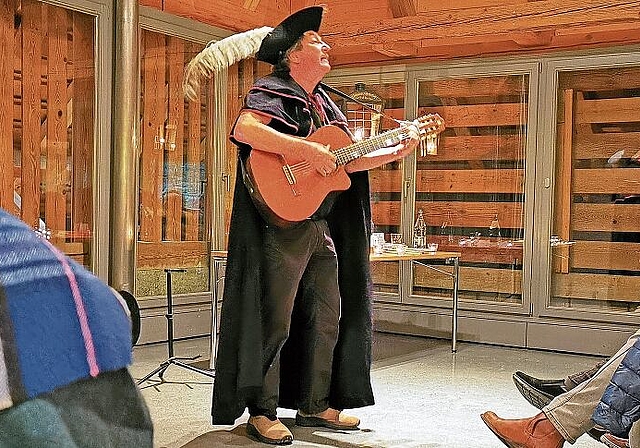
[183,26,273,102]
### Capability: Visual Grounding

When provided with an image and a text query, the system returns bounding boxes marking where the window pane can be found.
[415,75,528,305]
[136,30,210,297]
[332,82,406,297]
[6,0,95,267]
[550,67,640,313]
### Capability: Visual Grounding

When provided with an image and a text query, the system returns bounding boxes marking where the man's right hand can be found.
[303,140,336,176]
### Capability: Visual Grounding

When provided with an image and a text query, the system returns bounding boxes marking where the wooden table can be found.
[370,250,461,352]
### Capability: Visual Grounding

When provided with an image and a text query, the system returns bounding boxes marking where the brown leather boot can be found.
[480,411,565,448]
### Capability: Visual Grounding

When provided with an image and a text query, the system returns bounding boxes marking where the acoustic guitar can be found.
[245,114,444,224]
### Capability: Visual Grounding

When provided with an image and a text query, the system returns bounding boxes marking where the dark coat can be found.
[211,74,374,424]
[592,338,640,438]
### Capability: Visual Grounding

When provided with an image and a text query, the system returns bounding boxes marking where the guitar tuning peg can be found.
[419,139,427,157]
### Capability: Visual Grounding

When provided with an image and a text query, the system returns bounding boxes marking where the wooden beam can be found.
[243,0,260,12]
[0,0,14,213]
[389,0,416,18]
[372,41,416,57]
[324,1,640,45]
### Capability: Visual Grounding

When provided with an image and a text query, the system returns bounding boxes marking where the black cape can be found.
[211,74,375,424]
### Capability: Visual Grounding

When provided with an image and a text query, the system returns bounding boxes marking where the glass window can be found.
[413,75,528,306]
[136,30,210,297]
[5,0,95,267]
[331,81,407,297]
[550,67,640,312]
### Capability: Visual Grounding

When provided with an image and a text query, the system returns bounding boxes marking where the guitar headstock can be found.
[414,113,445,137]
[413,113,445,156]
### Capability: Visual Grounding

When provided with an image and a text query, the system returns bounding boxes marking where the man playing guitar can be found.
[204,6,443,445]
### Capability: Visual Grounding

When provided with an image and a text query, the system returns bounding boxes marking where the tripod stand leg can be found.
[172,360,215,379]
[136,360,170,385]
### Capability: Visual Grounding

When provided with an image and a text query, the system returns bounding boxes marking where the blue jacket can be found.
[592,338,640,438]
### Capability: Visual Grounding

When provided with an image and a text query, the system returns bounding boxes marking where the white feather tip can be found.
[183,26,273,101]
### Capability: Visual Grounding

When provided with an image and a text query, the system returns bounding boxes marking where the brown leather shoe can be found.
[246,415,293,445]
[296,408,360,430]
[480,411,565,448]
[601,433,630,448]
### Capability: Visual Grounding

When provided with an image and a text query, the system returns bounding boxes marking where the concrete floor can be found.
[130,333,606,448]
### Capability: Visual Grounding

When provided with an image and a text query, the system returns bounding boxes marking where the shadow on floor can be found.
[180,418,373,448]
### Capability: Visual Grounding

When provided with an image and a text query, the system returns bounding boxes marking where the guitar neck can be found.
[334,126,411,166]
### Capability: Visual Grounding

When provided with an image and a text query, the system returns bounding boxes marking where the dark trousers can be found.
[249,219,341,416]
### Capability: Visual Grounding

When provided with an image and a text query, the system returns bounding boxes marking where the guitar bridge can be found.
[282,164,296,185]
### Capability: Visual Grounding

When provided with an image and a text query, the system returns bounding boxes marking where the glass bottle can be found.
[413,209,427,248]
[488,213,502,240]
[440,211,454,242]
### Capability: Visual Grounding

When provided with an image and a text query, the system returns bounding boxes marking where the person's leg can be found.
[295,220,340,415]
[292,220,360,431]
[628,421,640,448]
[250,222,313,417]
[544,330,640,443]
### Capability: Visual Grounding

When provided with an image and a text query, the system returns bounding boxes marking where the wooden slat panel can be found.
[428,135,524,162]
[71,12,94,236]
[373,262,523,296]
[552,272,640,303]
[165,36,185,241]
[571,241,640,272]
[572,203,640,233]
[573,168,640,194]
[419,103,525,127]
[559,66,640,92]
[45,7,69,237]
[371,259,399,285]
[185,75,201,240]
[139,31,166,242]
[417,201,524,229]
[419,76,526,98]
[371,201,401,226]
[575,97,640,124]
[369,168,403,192]
[417,169,524,193]
[372,201,524,228]
[573,128,640,161]
[415,266,522,295]
[137,241,208,268]
[20,0,43,227]
[0,0,13,212]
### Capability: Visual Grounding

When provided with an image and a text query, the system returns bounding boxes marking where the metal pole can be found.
[110,0,139,293]
[166,270,175,358]
[452,256,460,353]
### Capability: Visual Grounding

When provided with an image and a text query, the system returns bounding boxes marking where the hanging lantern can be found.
[344,82,384,141]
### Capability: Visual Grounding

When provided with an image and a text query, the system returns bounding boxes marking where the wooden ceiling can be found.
[153,0,640,68]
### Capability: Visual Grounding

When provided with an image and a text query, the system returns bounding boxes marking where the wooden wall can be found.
[4,0,94,265]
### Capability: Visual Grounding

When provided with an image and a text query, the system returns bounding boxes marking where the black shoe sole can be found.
[295,414,360,431]
[512,371,565,410]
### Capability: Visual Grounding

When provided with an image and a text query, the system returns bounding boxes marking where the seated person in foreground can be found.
[481,329,640,448]
[0,208,153,447]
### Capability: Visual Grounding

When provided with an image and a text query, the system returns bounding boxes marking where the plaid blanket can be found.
[0,209,132,411]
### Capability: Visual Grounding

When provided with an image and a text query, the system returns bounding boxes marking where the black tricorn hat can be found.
[256,6,325,65]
